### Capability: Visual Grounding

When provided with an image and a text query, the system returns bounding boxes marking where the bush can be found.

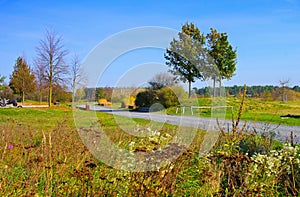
[135,90,158,108]
[135,87,182,109]
[157,87,180,108]
[246,143,300,196]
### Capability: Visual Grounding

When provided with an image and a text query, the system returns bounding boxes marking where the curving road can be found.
[77,105,300,143]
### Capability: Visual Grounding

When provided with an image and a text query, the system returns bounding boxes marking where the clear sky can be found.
[0,0,299,88]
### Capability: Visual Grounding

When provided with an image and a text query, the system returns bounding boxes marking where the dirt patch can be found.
[22,105,49,108]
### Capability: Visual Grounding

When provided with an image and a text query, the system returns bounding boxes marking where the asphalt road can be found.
[77,105,300,143]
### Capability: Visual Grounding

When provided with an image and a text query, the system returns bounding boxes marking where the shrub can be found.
[168,86,188,100]
[157,87,180,108]
[135,87,183,109]
[135,89,158,108]
[246,143,300,196]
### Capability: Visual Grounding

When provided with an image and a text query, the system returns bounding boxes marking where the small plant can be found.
[1,103,300,196]
[246,143,300,195]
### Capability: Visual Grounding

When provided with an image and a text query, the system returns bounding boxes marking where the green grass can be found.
[0,107,205,196]
[0,107,72,129]
[167,97,300,126]
[0,106,299,196]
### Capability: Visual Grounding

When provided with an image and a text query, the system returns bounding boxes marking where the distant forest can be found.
[81,85,300,103]
[194,85,300,97]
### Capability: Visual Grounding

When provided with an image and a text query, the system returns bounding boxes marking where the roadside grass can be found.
[1,105,300,196]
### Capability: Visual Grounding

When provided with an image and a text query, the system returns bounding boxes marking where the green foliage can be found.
[135,87,185,109]
[246,144,300,196]
[135,89,158,107]
[166,95,300,126]
[0,74,5,90]
[166,23,237,98]
[9,57,36,103]
[1,104,300,196]
[195,85,300,101]
[293,85,300,92]
[52,84,72,102]
[206,28,237,81]
[206,123,300,196]
[0,75,4,83]
[112,94,125,103]
[165,22,207,98]
[0,75,13,98]
[95,87,112,101]
[170,86,189,99]
[157,87,180,108]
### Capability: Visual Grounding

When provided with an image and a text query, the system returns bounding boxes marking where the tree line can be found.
[1,23,296,106]
[0,29,83,107]
[194,85,300,99]
[1,22,237,107]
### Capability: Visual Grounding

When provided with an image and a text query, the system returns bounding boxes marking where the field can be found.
[0,99,300,196]
[166,97,300,126]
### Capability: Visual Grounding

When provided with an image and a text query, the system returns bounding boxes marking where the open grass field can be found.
[0,107,205,196]
[1,103,300,196]
[166,97,300,126]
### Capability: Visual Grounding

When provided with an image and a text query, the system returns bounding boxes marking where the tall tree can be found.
[0,75,5,90]
[206,28,237,96]
[35,29,68,107]
[0,75,14,98]
[9,57,36,104]
[165,22,207,98]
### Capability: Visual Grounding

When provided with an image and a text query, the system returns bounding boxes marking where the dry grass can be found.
[0,102,299,196]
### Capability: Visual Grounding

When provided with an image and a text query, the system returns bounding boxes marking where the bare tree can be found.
[279,79,290,102]
[148,72,177,90]
[34,62,47,104]
[35,29,68,107]
[70,54,86,108]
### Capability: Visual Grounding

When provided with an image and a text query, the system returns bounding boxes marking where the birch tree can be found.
[70,54,86,108]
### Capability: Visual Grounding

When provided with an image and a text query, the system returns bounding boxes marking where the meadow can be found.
[166,97,300,126]
[0,98,300,196]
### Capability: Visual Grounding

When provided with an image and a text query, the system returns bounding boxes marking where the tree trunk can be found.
[72,86,75,109]
[39,91,42,104]
[48,61,53,107]
[72,75,76,109]
[22,91,25,104]
[213,78,216,97]
[188,81,192,98]
[48,84,52,107]
[219,78,222,96]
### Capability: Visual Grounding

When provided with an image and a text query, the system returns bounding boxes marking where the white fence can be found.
[176,105,233,116]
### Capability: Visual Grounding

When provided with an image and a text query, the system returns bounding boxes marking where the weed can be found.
[0,103,299,196]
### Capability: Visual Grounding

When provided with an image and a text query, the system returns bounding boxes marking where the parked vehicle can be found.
[0,98,22,108]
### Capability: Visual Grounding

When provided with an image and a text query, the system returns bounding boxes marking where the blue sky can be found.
[0,0,299,88]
